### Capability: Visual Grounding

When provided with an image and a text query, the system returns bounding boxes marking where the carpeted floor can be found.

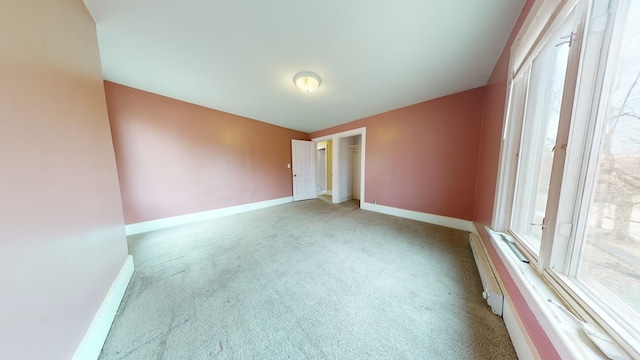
[100,199,517,360]
[317,194,332,204]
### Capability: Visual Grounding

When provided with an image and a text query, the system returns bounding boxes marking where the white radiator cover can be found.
[469,233,504,316]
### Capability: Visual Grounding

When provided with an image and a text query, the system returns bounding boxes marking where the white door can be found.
[292,140,317,201]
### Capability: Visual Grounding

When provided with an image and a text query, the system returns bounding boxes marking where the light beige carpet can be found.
[100,199,517,359]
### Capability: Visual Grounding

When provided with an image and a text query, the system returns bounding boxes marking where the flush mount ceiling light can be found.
[293,71,321,93]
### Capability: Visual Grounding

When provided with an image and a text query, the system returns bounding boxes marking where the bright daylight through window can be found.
[577,0,640,344]
[511,7,575,252]
[497,0,640,356]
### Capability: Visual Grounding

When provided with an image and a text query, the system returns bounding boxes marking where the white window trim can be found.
[487,228,619,359]
[492,0,639,358]
[494,0,580,234]
[512,0,579,78]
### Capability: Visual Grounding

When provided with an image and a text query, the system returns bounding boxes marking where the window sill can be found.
[487,229,624,359]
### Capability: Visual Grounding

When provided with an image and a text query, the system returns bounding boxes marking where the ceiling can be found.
[83,0,525,133]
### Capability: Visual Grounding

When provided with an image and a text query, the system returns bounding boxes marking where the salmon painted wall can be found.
[473,0,561,358]
[310,88,485,220]
[105,82,309,224]
[0,1,129,359]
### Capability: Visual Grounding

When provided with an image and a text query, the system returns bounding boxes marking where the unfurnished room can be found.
[2,0,639,359]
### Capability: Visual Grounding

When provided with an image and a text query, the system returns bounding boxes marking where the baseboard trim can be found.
[360,202,476,233]
[468,227,537,357]
[125,197,293,235]
[73,255,134,360]
[503,294,539,360]
[470,224,537,359]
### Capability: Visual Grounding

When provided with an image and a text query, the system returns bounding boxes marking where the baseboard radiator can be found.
[469,233,504,316]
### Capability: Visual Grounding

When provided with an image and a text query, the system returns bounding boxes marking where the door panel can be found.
[292,140,317,201]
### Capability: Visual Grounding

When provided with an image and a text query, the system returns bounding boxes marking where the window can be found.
[511,7,576,252]
[496,0,640,356]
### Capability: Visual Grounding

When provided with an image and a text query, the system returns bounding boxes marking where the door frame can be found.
[312,127,366,205]
[316,146,327,194]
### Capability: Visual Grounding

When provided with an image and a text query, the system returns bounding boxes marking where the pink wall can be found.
[473,0,561,358]
[0,1,129,359]
[105,82,309,224]
[311,88,485,220]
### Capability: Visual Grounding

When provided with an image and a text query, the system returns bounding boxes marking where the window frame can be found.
[492,0,640,357]
[495,0,584,267]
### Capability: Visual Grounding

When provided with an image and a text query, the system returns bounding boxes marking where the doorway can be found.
[337,135,362,203]
[317,148,327,194]
[312,127,366,207]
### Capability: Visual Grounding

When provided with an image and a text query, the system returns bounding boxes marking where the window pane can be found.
[511,16,574,252]
[579,0,640,339]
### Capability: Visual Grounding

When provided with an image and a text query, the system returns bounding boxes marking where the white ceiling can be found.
[84,0,525,133]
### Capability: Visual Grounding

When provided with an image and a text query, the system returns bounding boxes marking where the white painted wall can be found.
[334,135,363,203]
[339,137,356,202]
[312,127,366,206]
[353,137,362,200]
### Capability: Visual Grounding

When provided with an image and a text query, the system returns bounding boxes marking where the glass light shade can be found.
[294,72,321,92]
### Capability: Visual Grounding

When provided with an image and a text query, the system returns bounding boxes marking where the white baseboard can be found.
[360,202,476,233]
[125,197,293,235]
[503,294,539,360]
[469,233,504,316]
[469,227,536,358]
[73,255,134,360]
